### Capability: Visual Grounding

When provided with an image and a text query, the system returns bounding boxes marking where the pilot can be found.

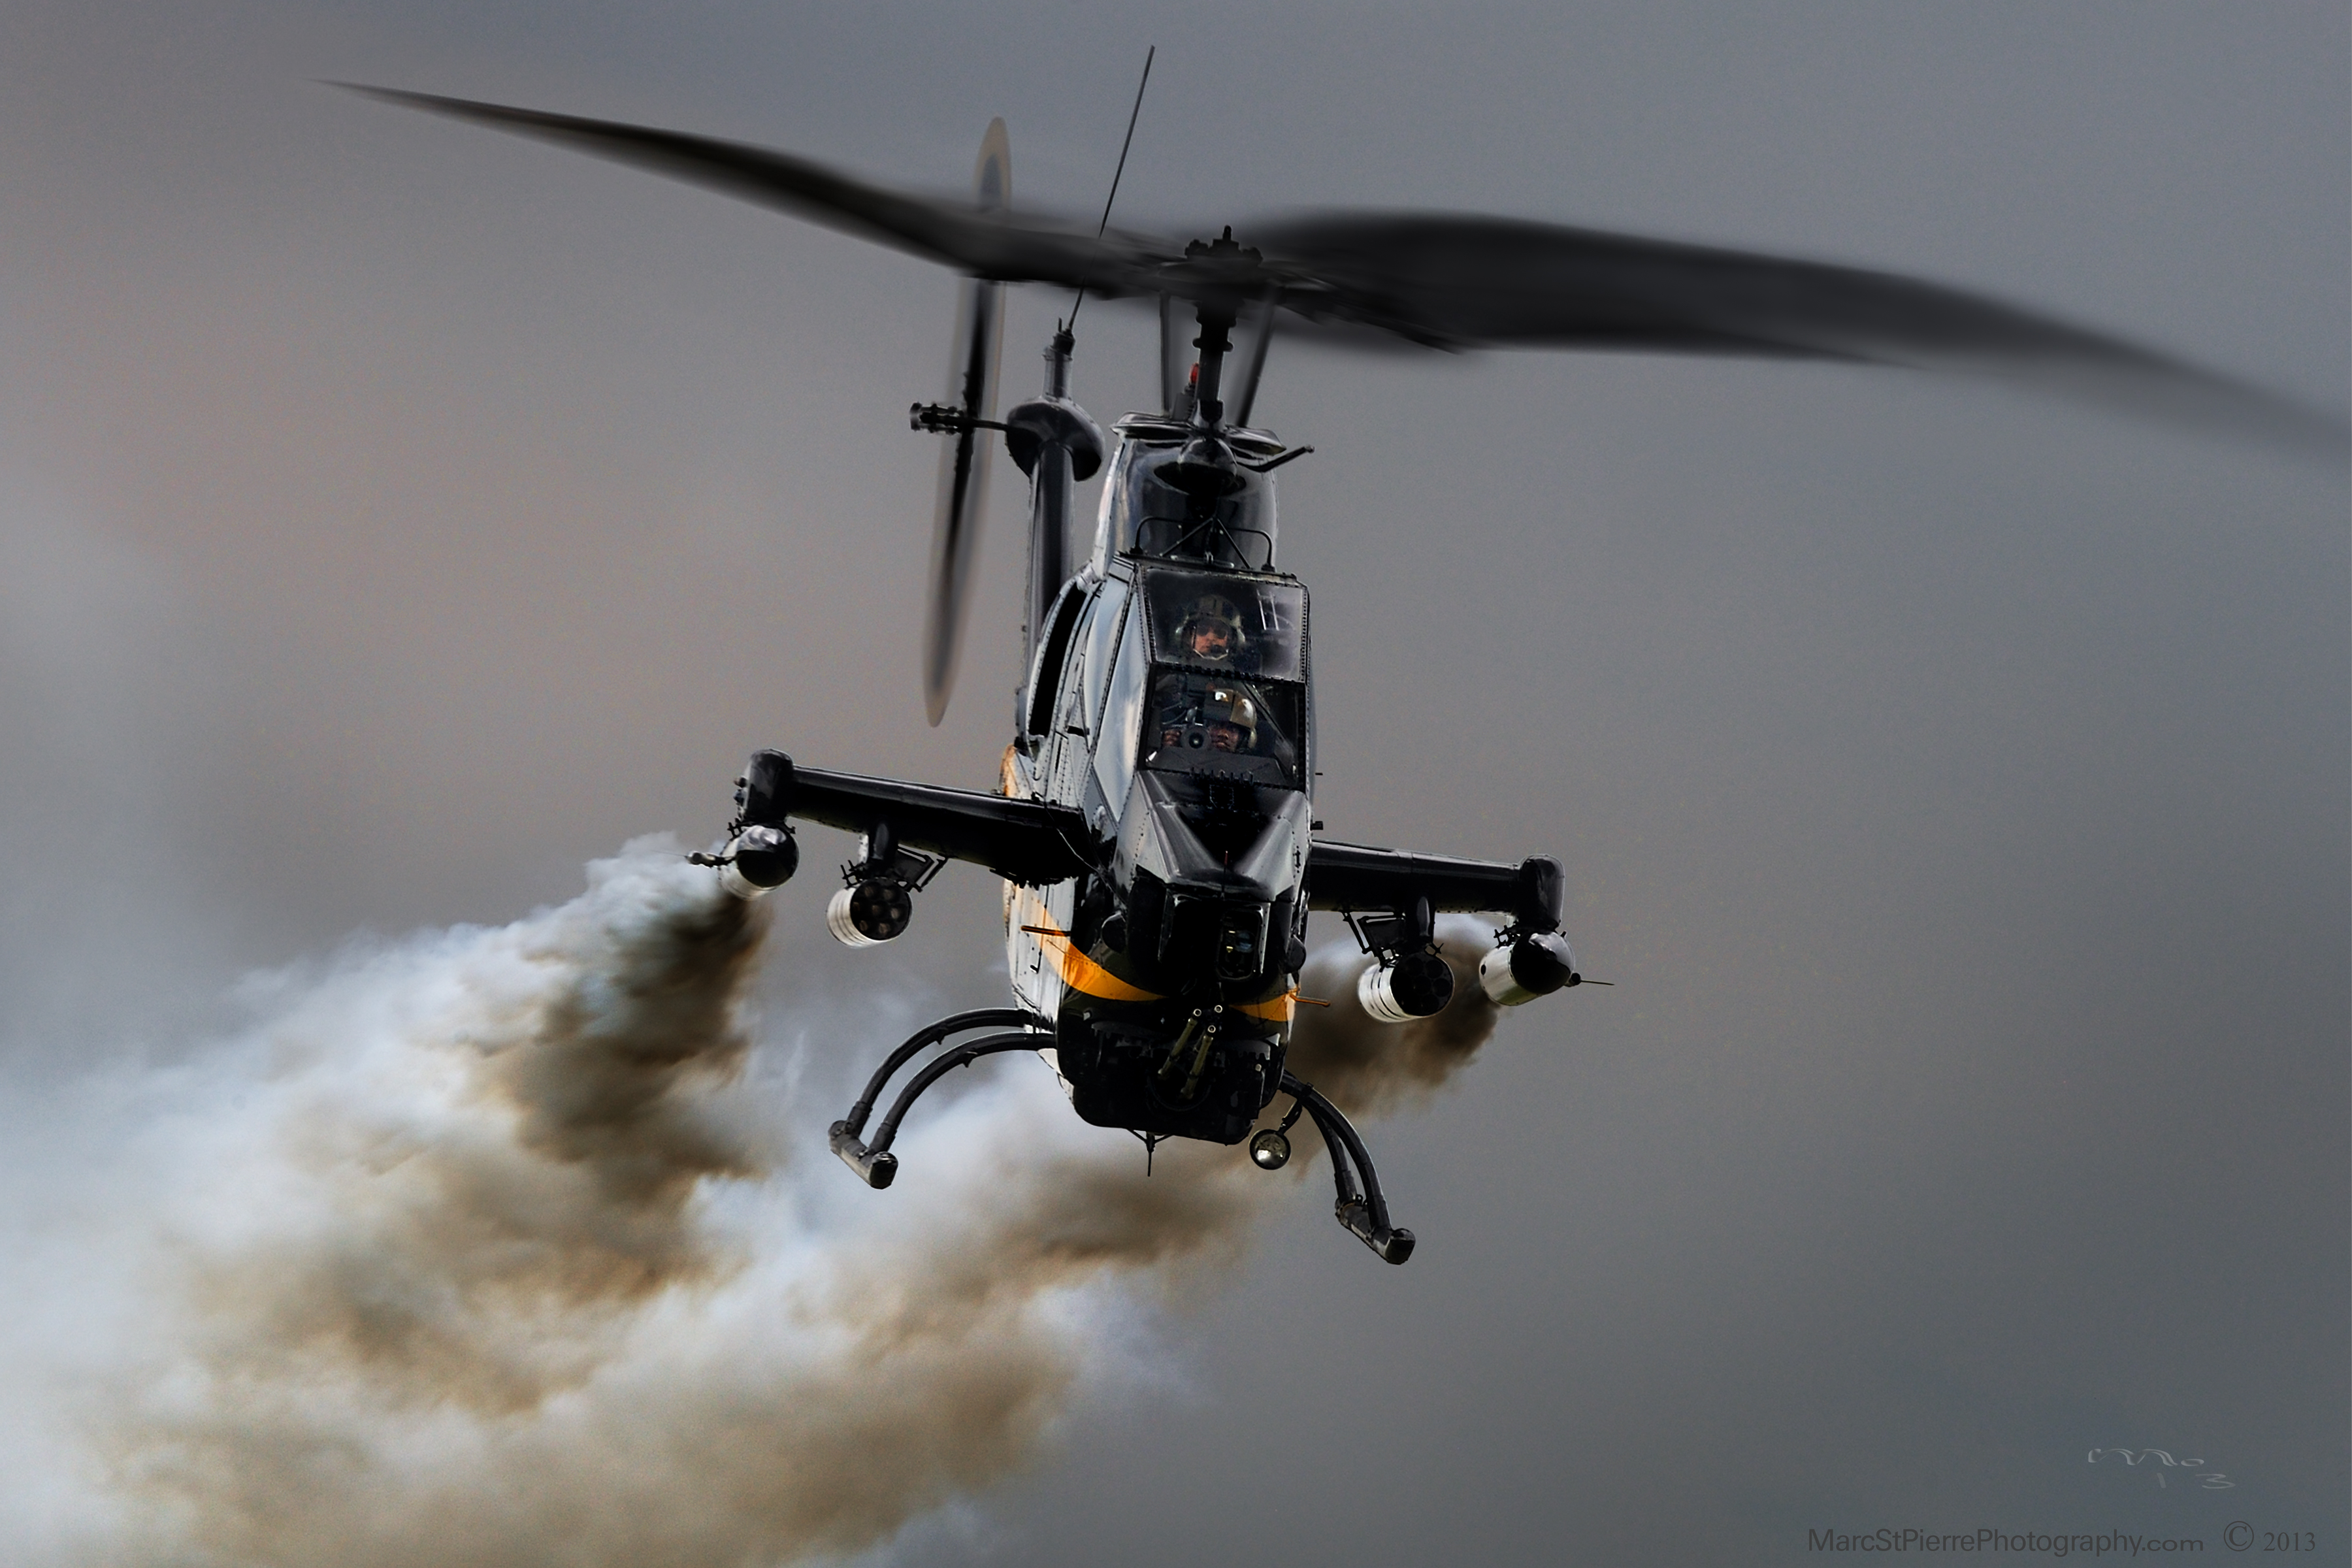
[1205,687,1258,753]
[1156,685,1260,755]
[1177,595,1247,665]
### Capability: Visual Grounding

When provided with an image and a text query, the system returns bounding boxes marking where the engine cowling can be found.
[827,880,913,947]
[1477,931,1576,1006]
[1358,950,1454,1023]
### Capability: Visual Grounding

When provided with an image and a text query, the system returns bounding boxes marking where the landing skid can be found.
[828,1008,1053,1187]
[1281,1072,1416,1264]
[826,1009,1415,1264]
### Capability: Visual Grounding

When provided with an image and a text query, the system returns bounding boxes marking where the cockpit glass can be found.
[1139,568,1307,683]
[1141,669,1305,788]
[1117,456,1273,569]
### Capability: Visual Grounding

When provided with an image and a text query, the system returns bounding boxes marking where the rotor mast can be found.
[1190,302,1235,428]
[1174,227,1262,435]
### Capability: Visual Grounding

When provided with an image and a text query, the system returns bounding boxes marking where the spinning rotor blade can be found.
[337,86,1162,294]
[345,85,2340,447]
[1249,214,2342,446]
[921,120,1011,727]
[1157,295,1190,415]
[1230,293,1279,428]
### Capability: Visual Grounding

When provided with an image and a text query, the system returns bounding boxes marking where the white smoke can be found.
[0,843,1507,1567]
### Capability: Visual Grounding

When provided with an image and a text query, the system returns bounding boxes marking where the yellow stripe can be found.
[1048,928,1166,1004]
[1235,990,1298,1022]
[1019,906,1165,1003]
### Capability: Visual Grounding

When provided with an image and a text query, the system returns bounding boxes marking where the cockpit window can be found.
[1111,451,1274,570]
[1139,568,1307,683]
[1141,670,1304,788]
[1075,577,1128,731]
[1025,581,1086,736]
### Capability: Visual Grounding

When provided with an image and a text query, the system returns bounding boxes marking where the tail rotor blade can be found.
[921,120,1010,727]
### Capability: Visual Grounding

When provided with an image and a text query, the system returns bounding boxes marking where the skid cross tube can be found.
[838,1008,1045,1141]
[830,1026,1050,1188]
[1279,1071,1415,1264]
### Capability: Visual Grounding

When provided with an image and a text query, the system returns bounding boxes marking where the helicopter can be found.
[345,81,2336,1265]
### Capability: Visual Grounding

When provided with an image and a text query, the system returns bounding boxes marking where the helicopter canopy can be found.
[1138,566,1307,683]
[1143,670,1305,791]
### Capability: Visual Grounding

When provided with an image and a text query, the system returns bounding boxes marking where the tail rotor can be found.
[918,118,1010,726]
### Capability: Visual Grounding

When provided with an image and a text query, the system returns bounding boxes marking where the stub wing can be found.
[735,749,1090,887]
[1303,839,1563,934]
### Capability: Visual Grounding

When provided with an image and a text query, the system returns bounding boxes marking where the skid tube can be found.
[828,1007,1053,1188]
[1280,1071,1416,1264]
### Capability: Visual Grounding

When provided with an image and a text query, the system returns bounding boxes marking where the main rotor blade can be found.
[344,85,2340,446]
[337,86,1163,294]
[921,121,1011,727]
[1250,214,2343,447]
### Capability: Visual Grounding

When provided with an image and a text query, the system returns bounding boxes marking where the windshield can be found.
[1139,568,1307,683]
[1141,669,1305,788]
[1109,449,1275,570]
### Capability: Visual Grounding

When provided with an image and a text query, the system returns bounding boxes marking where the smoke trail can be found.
[11,847,1513,1566]
[164,848,770,1417]
[1286,914,1506,1117]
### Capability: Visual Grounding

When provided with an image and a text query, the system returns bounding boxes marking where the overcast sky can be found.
[1,3,2344,1564]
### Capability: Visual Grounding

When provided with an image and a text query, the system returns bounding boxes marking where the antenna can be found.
[1066,44,1154,329]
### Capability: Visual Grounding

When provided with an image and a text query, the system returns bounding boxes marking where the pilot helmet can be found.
[1205,685,1259,747]
[1179,594,1247,661]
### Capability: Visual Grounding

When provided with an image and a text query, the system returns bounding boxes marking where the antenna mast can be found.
[1067,44,1154,330]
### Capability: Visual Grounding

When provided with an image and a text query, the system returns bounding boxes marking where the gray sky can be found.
[1,3,2344,1563]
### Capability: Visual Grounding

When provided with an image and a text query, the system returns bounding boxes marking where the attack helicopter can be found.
[346,80,2337,1264]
